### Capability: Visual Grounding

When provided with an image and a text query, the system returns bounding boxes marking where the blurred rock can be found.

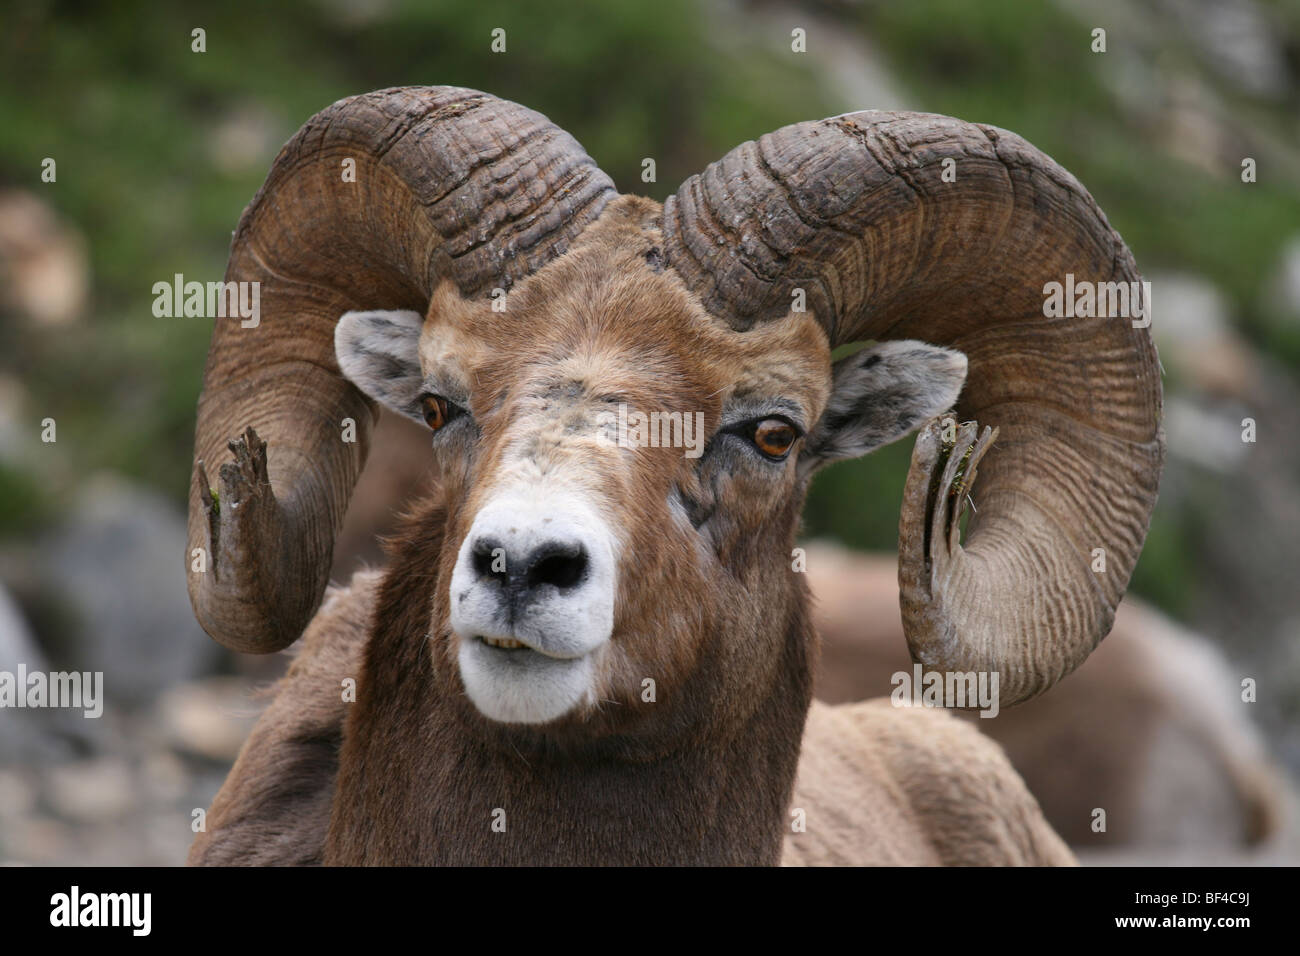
[45,757,134,822]
[0,582,58,764]
[1150,271,1260,400]
[208,105,284,176]
[140,750,188,802]
[1170,361,1300,703]
[0,770,36,819]
[37,474,217,706]
[707,0,913,111]
[1056,0,1299,180]
[0,191,89,327]
[2,814,70,865]
[1161,0,1291,101]
[157,677,263,762]
[0,580,43,674]
[1164,396,1251,472]
[1159,72,1235,177]
[1270,618,1300,773]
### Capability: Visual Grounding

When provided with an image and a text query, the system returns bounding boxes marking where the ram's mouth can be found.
[469,633,592,662]
[478,635,529,651]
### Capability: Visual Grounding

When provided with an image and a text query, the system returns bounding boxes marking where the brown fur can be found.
[786,701,1073,865]
[331,411,435,580]
[325,497,813,864]
[191,196,1069,866]
[190,546,1070,866]
[188,575,373,865]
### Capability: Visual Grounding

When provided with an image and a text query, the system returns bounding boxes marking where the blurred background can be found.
[1,0,1298,865]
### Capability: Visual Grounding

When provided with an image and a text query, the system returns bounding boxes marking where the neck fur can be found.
[325,499,815,865]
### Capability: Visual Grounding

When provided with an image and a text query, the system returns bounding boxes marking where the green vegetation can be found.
[863,0,1300,365]
[0,0,833,499]
[3,0,1298,623]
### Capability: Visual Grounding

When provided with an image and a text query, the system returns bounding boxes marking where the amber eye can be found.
[751,418,799,460]
[420,394,454,432]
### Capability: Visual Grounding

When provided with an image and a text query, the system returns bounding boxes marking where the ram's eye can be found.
[419,394,460,433]
[751,418,799,460]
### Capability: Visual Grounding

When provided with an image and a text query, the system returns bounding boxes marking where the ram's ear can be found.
[800,341,968,474]
[335,309,426,422]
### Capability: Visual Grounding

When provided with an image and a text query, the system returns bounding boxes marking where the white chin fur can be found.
[458,639,597,724]
[449,486,617,724]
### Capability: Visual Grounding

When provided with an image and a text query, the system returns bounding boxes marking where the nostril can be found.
[526,542,588,591]
[471,538,508,583]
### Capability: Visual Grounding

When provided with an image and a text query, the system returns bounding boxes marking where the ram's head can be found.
[187,87,1163,732]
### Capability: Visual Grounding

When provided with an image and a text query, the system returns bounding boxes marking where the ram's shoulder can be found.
[288,568,383,683]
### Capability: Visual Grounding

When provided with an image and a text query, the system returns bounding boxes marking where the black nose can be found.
[471,537,589,599]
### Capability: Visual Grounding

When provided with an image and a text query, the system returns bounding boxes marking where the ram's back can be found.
[783,699,1075,866]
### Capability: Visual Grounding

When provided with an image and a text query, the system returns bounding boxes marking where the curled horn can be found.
[663,110,1164,705]
[188,86,615,653]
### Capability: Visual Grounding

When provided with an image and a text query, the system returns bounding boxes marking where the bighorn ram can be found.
[186,87,1164,865]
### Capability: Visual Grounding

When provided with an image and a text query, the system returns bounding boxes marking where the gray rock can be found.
[1149,271,1260,400]
[0,583,61,764]
[0,581,43,675]
[157,677,263,762]
[1163,397,1251,472]
[45,757,135,823]
[37,474,218,706]
[1166,0,1291,101]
